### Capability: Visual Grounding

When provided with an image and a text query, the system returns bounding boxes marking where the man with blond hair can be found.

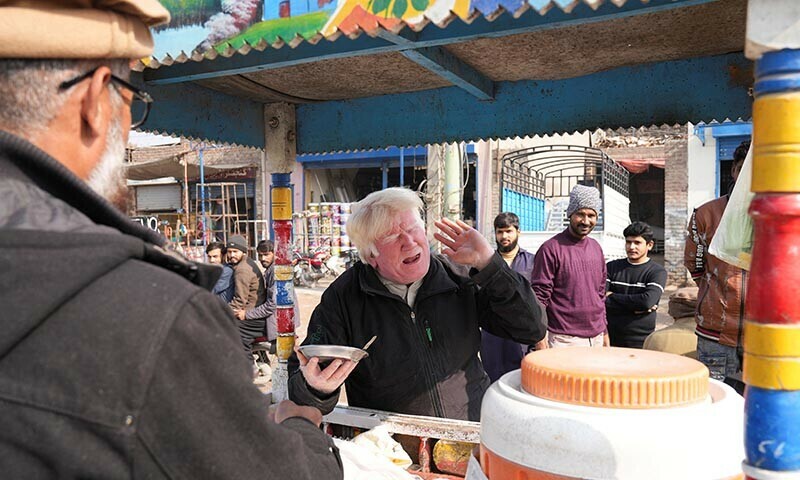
[288,187,546,420]
[0,1,342,477]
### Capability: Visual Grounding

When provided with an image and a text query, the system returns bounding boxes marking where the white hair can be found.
[0,59,129,136]
[347,187,425,263]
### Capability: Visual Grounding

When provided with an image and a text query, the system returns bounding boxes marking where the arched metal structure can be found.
[501,145,629,232]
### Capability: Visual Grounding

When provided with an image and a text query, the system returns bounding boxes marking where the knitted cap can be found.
[566,185,602,218]
[226,235,248,253]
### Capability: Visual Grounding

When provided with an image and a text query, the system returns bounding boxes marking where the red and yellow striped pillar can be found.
[743,49,800,479]
[271,172,295,403]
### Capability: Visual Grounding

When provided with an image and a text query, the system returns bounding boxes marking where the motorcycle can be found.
[342,248,360,270]
[293,248,332,287]
[292,247,353,287]
[250,337,274,379]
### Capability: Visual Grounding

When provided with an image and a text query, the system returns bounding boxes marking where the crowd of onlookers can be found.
[205,236,300,366]
[212,138,749,392]
[482,140,750,392]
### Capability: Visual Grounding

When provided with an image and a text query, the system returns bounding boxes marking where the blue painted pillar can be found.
[382,161,388,189]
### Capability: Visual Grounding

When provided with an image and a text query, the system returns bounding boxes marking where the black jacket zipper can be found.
[410,310,445,418]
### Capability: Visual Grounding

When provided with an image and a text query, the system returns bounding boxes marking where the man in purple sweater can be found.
[532,185,608,348]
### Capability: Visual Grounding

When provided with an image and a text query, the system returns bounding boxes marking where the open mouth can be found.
[403,253,421,265]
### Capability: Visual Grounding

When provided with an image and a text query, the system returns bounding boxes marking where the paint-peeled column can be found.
[271,173,296,403]
[742,49,800,480]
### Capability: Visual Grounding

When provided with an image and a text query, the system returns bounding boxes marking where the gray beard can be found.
[87,116,128,211]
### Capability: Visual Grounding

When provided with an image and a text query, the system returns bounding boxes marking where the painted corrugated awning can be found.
[151,1,658,64]
[140,0,753,153]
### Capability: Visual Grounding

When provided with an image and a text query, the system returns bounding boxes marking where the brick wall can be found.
[597,126,691,287]
[664,137,692,286]
[128,139,262,167]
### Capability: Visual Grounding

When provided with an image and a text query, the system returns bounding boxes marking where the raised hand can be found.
[433,218,494,270]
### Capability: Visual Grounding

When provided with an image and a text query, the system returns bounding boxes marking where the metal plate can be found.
[298,345,369,362]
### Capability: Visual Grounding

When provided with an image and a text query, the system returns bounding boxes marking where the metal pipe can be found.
[444,142,461,220]
[199,143,207,247]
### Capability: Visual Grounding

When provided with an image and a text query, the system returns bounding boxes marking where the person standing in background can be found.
[207,241,234,302]
[684,141,749,381]
[481,212,540,382]
[531,184,608,348]
[235,240,301,345]
[605,221,667,348]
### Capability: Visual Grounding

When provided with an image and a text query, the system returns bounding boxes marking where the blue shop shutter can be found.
[718,136,750,161]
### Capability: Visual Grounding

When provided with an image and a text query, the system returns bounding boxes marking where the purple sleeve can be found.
[600,252,607,299]
[531,243,556,308]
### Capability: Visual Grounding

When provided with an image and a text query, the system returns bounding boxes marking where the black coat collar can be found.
[0,129,220,290]
[357,254,461,305]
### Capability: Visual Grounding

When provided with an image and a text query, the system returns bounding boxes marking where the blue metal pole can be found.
[199,144,207,247]
[382,161,388,189]
[400,148,405,187]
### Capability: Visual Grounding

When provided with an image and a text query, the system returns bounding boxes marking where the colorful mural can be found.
[151,0,567,59]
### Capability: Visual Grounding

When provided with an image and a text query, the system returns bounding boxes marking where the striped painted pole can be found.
[271,173,295,403]
[743,49,800,479]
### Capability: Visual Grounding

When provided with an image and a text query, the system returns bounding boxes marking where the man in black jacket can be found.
[0,1,342,478]
[289,188,547,421]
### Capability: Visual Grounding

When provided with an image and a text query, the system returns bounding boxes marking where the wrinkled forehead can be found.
[376,209,422,238]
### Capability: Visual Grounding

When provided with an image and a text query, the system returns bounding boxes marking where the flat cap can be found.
[0,0,171,59]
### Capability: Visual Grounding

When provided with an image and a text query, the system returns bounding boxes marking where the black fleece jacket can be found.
[288,253,547,421]
[0,130,342,479]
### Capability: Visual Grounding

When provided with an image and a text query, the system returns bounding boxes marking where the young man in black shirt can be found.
[605,222,668,348]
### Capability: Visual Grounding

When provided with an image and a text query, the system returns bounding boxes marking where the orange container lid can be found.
[520,347,708,409]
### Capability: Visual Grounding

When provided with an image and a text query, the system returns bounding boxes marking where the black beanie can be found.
[226,235,248,253]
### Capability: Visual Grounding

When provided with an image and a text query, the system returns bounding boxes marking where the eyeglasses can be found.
[59,67,153,129]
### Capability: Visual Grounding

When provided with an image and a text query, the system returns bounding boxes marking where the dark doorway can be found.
[628,166,665,253]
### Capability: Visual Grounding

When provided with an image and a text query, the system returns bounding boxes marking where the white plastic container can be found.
[479,348,745,480]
